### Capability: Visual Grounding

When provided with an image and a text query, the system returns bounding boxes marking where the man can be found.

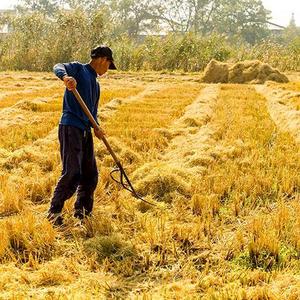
[47,45,117,226]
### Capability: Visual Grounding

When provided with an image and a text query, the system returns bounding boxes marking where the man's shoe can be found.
[74,209,84,220]
[47,212,63,226]
[74,209,92,220]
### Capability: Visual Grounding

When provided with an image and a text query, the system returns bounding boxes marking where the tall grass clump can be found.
[235,39,300,71]
[113,33,232,71]
[84,234,136,263]
[0,213,56,263]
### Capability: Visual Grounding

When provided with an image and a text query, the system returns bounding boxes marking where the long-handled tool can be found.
[72,88,155,206]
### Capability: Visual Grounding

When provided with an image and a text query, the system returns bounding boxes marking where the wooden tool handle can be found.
[72,88,120,164]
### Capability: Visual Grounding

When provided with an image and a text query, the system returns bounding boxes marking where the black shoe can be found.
[47,212,63,226]
[74,209,84,220]
[74,209,92,220]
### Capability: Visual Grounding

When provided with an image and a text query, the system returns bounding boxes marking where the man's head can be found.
[90,45,117,76]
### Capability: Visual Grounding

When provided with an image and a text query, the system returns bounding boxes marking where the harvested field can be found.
[0,71,300,299]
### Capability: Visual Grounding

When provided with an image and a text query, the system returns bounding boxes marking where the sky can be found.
[0,0,299,27]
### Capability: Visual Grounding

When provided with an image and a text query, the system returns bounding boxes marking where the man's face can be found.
[96,57,111,76]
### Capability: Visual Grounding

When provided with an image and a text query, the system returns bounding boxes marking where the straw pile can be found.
[132,162,191,203]
[131,86,220,203]
[202,59,229,83]
[256,85,300,144]
[202,60,289,84]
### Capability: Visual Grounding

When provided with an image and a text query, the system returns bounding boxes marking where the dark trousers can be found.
[49,125,98,217]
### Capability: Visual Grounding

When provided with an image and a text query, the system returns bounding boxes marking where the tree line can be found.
[0,0,299,71]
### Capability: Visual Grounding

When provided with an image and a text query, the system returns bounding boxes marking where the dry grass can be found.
[267,81,300,92]
[103,82,203,161]
[0,71,300,298]
[256,85,300,143]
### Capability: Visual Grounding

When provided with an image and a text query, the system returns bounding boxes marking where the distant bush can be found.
[0,11,299,72]
[232,40,300,71]
[112,33,232,72]
[0,10,109,71]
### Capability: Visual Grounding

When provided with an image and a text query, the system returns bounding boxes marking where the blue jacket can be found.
[53,62,100,131]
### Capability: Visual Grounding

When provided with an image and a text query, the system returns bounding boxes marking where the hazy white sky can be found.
[0,0,299,27]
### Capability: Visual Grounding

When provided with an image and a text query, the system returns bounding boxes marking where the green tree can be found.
[159,0,270,43]
[109,0,163,36]
[16,0,59,16]
[283,13,300,43]
[213,0,270,44]
[64,0,109,13]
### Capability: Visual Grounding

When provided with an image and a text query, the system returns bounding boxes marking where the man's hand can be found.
[63,76,77,91]
[94,126,106,140]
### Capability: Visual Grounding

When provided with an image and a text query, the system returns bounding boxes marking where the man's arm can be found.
[53,63,68,80]
[53,62,78,91]
[53,62,80,79]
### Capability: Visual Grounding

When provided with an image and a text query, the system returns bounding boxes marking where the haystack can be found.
[202,59,289,84]
[132,162,191,202]
[201,59,229,83]
[228,60,289,84]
